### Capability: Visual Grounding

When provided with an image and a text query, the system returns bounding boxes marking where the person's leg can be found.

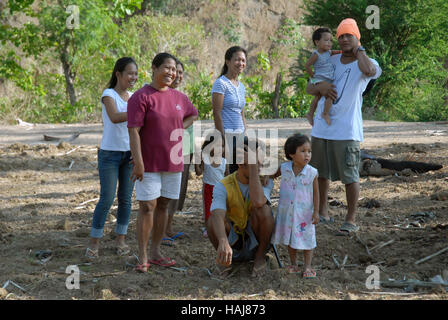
[149,172,182,263]
[164,158,191,238]
[322,97,333,125]
[250,204,274,270]
[338,140,361,228]
[310,137,332,221]
[303,250,315,276]
[318,177,330,220]
[306,95,320,126]
[149,196,171,261]
[177,157,192,211]
[136,200,156,265]
[89,150,119,253]
[345,182,360,224]
[115,151,134,250]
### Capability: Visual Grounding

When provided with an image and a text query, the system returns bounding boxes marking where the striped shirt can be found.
[211,75,246,132]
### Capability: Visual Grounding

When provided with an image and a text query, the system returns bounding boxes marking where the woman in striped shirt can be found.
[211,46,248,174]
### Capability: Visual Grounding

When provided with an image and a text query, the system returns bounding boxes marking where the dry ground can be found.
[0,119,447,300]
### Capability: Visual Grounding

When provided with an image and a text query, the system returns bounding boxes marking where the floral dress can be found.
[271,162,317,250]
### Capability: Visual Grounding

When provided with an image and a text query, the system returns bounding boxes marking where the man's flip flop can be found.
[337,222,360,236]
[169,232,185,240]
[148,257,176,267]
[161,237,175,247]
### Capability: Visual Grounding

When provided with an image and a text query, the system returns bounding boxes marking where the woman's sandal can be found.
[135,262,150,273]
[85,247,99,259]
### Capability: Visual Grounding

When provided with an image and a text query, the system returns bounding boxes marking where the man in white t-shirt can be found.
[306,18,382,234]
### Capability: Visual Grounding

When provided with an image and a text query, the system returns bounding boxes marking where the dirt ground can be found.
[0,118,447,300]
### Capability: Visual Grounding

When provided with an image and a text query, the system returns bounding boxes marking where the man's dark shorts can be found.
[310,137,361,184]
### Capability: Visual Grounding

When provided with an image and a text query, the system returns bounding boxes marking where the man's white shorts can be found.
[135,172,182,201]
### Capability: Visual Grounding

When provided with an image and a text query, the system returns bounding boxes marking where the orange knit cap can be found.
[336,18,361,46]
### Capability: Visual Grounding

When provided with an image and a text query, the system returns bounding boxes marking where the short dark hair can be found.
[107,57,137,88]
[220,46,247,77]
[312,27,331,46]
[284,133,311,160]
[152,52,176,68]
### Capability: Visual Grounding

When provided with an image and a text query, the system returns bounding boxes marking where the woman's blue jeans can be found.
[90,149,134,238]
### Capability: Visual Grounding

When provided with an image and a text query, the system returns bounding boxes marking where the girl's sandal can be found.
[85,247,99,259]
[135,262,150,273]
[302,270,317,279]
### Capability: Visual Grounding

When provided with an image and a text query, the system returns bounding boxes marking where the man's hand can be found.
[216,239,233,266]
[130,161,144,182]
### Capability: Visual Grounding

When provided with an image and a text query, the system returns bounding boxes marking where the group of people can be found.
[85,18,381,279]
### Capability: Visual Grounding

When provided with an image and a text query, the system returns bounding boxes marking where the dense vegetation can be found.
[0,0,446,123]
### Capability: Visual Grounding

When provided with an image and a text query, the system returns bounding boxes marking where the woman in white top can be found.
[86,57,138,259]
[211,46,248,174]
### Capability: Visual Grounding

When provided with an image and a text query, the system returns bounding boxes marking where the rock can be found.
[386,258,399,266]
[31,210,38,216]
[0,288,8,299]
[56,218,71,231]
[57,141,71,149]
[100,289,119,300]
[443,270,448,282]
[360,198,381,208]
[358,254,373,264]
[431,191,448,201]
[213,289,224,298]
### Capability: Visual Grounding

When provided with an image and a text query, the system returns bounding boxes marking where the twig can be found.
[355,234,371,256]
[78,198,100,207]
[68,160,75,170]
[370,239,395,252]
[415,246,448,265]
[332,254,340,268]
[341,255,348,270]
[56,146,80,157]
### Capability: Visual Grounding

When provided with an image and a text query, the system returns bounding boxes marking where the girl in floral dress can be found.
[271,133,319,278]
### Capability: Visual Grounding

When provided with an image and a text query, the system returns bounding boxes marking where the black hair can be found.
[312,27,332,46]
[152,52,177,68]
[284,133,311,160]
[220,46,247,77]
[175,58,184,71]
[107,57,137,89]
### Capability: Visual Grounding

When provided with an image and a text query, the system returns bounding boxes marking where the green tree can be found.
[1,0,142,106]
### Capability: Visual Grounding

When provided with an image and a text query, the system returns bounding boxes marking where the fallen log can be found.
[360,150,443,175]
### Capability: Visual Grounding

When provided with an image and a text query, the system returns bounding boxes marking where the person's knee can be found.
[156,197,171,211]
[139,200,156,215]
[251,204,274,225]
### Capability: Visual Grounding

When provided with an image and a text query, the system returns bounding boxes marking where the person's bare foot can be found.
[251,257,268,277]
[322,112,331,125]
[305,113,314,126]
